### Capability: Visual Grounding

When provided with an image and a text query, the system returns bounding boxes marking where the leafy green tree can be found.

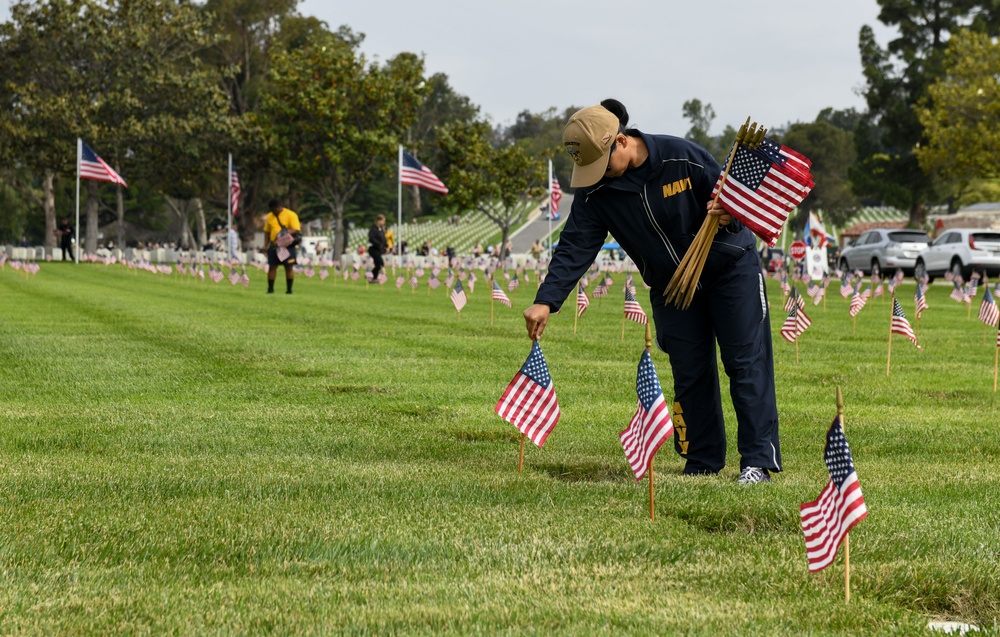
[916,30,1000,193]
[201,0,300,242]
[261,31,425,258]
[780,119,858,229]
[0,0,106,251]
[403,72,480,217]
[680,98,738,165]
[504,106,578,194]
[436,120,546,260]
[853,2,1000,226]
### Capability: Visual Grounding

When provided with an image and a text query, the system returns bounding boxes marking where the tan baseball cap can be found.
[563,105,620,188]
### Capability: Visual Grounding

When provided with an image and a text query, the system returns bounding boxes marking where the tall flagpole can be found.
[74,138,81,264]
[547,159,553,261]
[398,144,404,269]
[226,153,233,260]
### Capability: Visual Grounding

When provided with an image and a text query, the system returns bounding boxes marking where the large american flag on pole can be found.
[550,175,563,220]
[230,168,241,216]
[401,149,448,194]
[80,141,127,187]
[619,349,673,481]
[713,138,813,247]
[495,341,561,447]
[800,415,868,572]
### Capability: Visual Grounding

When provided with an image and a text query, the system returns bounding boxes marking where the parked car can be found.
[837,228,932,276]
[914,228,1000,281]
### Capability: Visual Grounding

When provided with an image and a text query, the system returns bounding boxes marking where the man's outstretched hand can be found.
[523,304,551,341]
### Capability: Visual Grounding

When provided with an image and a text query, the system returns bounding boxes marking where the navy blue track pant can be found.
[649,250,781,474]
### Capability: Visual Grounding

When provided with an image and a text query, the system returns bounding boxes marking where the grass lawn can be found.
[0,262,998,635]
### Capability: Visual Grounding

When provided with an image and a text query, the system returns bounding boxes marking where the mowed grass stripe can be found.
[0,265,997,634]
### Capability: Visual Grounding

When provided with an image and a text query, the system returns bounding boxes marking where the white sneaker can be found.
[738,466,771,484]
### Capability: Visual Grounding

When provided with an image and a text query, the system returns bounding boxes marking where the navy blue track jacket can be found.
[534,131,757,312]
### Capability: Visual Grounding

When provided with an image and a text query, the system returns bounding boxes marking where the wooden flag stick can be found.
[886,294,895,377]
[994,341,998,393]
[490,276,495,327]
[795,338,799,364]
[518,433,526,473]
[648,457,655,520]
[644,323,655,520]
[621,312,626,342]
[837,386,851,604]
[664,118,753,309]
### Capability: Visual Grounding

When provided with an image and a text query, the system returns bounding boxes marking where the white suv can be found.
[914,228,1000,281]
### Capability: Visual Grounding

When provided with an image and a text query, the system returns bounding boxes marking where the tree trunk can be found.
[908,202,926,228]
[85,180,100,254]
[43,170,56,251]
[116,183,125,248]
[499,225,511,262]
[411,184,421,215]
[191,197,207,248]
[331,201,346,260]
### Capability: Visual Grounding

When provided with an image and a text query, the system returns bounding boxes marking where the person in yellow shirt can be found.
[384,227,395,252]
[262,198,301,294]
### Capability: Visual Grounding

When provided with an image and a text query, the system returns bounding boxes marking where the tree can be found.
[404,73,480,217]
[916,30,1000,192]
[436,120,546,261]
[504,106,578,193]
[261,30,425,258]
[0,0,106,251]
[780,119,858,229]
[853,2,1000,226]
[201,0,301,243]
[681,98,738,165]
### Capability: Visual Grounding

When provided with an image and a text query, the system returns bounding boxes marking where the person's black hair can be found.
[268,198,281,209]
[601,98,640,137]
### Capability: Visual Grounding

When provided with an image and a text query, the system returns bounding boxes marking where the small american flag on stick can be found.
[492,279,512,307]
[624,287,647,325]
[979,286,999,327]
[495,341,560,447]
[800,414,867,573]
[450,279,467,313]
[576,283,590,318]
[891,297,921,349]
[619,349,673,481]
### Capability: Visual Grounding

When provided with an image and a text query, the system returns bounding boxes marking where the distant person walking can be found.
[368,214,389,280]
[263,199,301,295]
[56,217,73,261]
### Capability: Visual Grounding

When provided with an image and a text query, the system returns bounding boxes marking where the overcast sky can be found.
[3,0,898,135]
[302,0,898,135]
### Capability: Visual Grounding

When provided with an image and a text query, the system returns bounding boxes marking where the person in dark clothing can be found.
[368,214,388,279]
[56,218,73,261]
[523,99,781,485]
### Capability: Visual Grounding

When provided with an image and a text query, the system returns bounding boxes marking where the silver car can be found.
[914,228,1000,281]
[837,228,931,276]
